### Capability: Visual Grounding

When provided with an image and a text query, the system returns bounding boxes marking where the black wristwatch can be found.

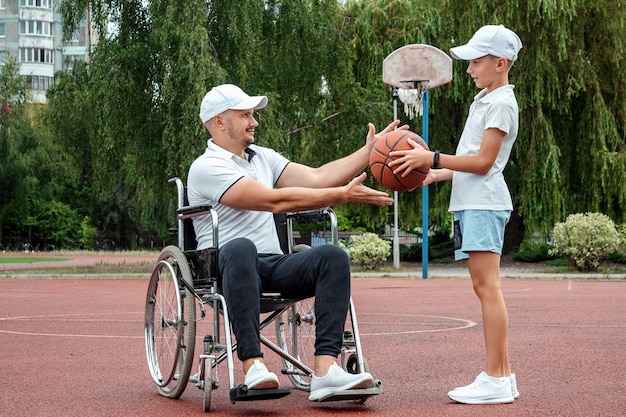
[432,150,440,169]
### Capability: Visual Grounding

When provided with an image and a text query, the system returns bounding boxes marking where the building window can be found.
[0,23,5,37]
[20,0,52,8]
[0,0,6,9]
[19,20,52,36]
[26,75,53,91]
[19,47,53,64]
[64,54,86,70]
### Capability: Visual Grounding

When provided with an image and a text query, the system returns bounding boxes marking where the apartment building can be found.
[0,0,95,102]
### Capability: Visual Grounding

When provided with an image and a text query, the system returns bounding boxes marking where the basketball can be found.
[369,130,430,192]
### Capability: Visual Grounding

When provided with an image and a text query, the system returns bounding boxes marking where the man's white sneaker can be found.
[244,359,279,390]
[510,373,519,399]
[308,363,373,401]
[448,372,514,404]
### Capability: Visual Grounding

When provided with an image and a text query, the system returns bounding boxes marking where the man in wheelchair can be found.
[187,83,401,401]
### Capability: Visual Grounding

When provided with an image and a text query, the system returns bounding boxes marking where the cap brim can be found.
[231,96,268,111]
[449,45,488,61]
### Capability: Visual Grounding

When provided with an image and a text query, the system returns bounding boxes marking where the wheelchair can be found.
[144,177,382,412]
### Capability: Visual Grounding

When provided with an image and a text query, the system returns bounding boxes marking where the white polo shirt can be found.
[187,139,290,253]
[449,85,519,212]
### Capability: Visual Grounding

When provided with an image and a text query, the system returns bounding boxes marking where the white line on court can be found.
[0,312,476,338]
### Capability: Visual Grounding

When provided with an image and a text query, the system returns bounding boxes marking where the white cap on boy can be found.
[199,84,268,123]
[450,24,522,62]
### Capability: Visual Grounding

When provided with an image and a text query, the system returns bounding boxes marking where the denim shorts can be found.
[452,210,511,261]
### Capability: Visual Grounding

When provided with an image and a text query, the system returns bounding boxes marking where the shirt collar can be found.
[245,147,256,162]
[474,84,515,103]
[207,138,256,162]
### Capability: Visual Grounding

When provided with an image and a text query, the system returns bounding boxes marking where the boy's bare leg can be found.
[466,251,511,377]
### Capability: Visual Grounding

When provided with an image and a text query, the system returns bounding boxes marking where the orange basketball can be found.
[369,130,430,192]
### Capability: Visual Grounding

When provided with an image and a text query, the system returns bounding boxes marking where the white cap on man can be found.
[199,84,268,124]
[449,25,522,62]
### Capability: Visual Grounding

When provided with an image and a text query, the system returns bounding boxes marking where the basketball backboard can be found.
[382,44,453,90]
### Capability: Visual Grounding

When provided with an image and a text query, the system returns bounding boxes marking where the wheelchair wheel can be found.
[144,245,196,399]
[344,353,370,374]
[202,359,212,412]
[276,298,315,390]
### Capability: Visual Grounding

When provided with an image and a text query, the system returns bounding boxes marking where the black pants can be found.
[218,237,351,361]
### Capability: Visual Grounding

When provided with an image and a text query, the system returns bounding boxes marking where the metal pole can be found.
[421,89,429,279]
[392,89,400,269]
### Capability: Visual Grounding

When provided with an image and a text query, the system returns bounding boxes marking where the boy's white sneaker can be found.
[308,363,373,401]
[244,359,279,390]
[448,372,514,404]
[510,373,519,399]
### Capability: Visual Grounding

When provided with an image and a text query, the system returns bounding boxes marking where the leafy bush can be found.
[608,250,626,264]
[607,226,626,264]
[550,213,620,272]
[510,243,559,263]
[430,240,455,261]
[80,216,97,250]
[348,233,391,270]
[27,200,82,250]
[400,242,421,262]
[399,239,454,263]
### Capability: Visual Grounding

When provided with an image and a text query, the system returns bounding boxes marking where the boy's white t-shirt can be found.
[449,85,519,212]
[187,139,290,253]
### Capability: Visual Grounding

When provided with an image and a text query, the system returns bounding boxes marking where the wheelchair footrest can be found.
[314,380,383,402]
[229,385,291,402]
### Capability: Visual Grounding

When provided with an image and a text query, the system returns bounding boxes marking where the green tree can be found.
[435,0,626,243]
[341,0,454,232]
[45,62,96,218]
[0,55,62,248]
[49,0,626,251]
[54,1,228,243]
[29,200,82,250]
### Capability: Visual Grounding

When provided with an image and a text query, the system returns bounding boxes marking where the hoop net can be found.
[398,82,427,119]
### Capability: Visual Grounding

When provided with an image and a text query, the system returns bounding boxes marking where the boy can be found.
[389,24,522,404]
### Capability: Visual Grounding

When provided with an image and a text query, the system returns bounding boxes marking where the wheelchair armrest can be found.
[177,205,213,219]
[286,208,331,224]
[283,207,339,247]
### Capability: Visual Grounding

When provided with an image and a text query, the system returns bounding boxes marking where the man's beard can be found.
[226,125,254,146]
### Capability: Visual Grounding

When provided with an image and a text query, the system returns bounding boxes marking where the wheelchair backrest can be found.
[182,192,200,252]
[273,212,290,254]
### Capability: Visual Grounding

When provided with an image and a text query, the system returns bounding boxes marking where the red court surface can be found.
[0,252,156,271]
[2,273,625,417]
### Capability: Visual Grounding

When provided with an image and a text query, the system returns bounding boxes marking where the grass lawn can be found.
[0,257,69,264]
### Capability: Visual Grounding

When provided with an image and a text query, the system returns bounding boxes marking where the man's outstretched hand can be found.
[344,173,393,206]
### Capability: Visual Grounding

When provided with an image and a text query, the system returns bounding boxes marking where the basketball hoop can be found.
[397,82,428,119]
[382,44,453,274]
[383,44,452,120]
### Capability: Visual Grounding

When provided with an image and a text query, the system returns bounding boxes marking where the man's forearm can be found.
[312,145,370,187]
